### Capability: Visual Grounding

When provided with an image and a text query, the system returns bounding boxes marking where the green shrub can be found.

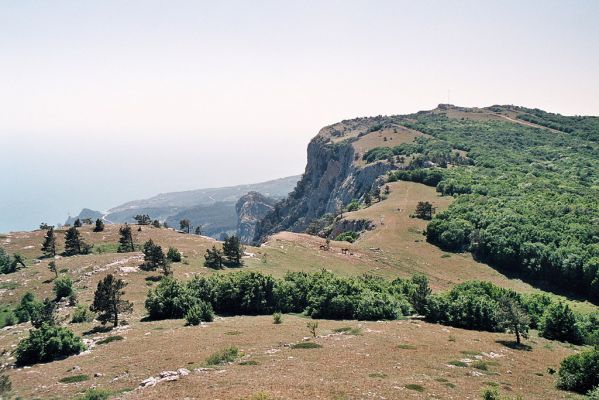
[272,312,282,324]
[426,281,515,332]
[587,386,599,400]
[96,335,124,345]
[0,374,11,398]
[335,231,359,243]
[53,275,74,300]
[557,348,599,394]
[71,304,94,323]
[205,346,240,365]
[76,388,111,400]
[481,388,501,400]
[167,247,182,262]
[539,302,583,344]
[405,384,425,392]
[346,200,361,212]
[15,324,85,366]
[291,342,322,349]
[145,277,192,319]
[59,374,89,383]
[185,301,214,325]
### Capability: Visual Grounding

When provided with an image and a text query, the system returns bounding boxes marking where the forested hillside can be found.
[374,106,599,300]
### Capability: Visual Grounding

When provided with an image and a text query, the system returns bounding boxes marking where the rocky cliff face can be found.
[253,116,394,243]
[236,192,276,244]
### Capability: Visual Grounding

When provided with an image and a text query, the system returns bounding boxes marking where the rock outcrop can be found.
[236,192,276,244]
[254,116,394,243]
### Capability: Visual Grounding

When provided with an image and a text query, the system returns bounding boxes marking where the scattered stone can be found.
[140,377,158,387]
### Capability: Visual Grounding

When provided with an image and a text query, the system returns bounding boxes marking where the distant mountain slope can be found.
[107,175,300,214]
[66,175,300,239]
[65,208,104,225]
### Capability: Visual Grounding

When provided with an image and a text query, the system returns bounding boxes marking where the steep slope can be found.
[253,118,404,241]
[254,104,599,301]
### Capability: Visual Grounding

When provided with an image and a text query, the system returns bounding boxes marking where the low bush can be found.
[15,324,85,366]
[59,374,89,383]
[272,312,282,324]
[185,301,214,325]
[291,342,322,349]
[167,247,182,262]
[53,275,74,300]
[557,348,599,394]
[96,335,124,345]
[205,346,240,365]
[539,302,583,344]
[335,231,359,243]
[71,304,94,323]
[76,388,111,400]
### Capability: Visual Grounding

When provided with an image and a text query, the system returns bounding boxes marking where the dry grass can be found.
[0,183,594,399]
[3,315,581,399]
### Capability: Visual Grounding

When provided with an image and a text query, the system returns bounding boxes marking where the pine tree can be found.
[204,246,224,269]
[179,219,191,233]
[222,235,243,266]
[497,296,530,345]
[141,240,170,275]
[73,218,82,228]
[41,227,57,257]
[152,219,161,228]
[372,186,381,202]
[194,226,202,235]
[364,192,372,206]
[93,218,105,232]
[64,227,91,256]
[415,201,434,220]
[90,274,133,327]
[117,225,135,253]
[410,274,431,315]
[134,214,151,225]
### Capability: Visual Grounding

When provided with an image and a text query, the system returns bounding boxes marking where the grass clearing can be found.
[448,360,468,367]
[0,282,18,290]
[405,384,425,392]
[333,327,362,335]
[396,343,417,350]
[239,360,259,366]
[291,342,322,349]
[205,346,241,365]
[368,372,388,379]
[96,335,124,345]
[59,374,90,383]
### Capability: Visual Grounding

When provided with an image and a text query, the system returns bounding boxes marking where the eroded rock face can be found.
[253,118,393,243]
[235,192,276,244]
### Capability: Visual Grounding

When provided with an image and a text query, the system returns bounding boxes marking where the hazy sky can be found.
[1,0,599,232]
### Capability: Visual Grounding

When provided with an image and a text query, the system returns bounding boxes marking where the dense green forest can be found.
[375,108,599,301]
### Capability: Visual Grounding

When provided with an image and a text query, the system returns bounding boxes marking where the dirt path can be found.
[492,113,561,133]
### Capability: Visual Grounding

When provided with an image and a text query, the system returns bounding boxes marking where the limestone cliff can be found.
[236,192,276,244]
[253,116,396,243]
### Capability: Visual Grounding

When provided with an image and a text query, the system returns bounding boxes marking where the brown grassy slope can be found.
[5,315,586,400]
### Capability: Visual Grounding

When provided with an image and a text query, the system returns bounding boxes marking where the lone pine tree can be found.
[204,245,224,269]
[90,274,133,327]
[117,225,135,253]
[93,218,105,232]
[222,235,243,266]
[64,227,91,256]
[41,227,57,257]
